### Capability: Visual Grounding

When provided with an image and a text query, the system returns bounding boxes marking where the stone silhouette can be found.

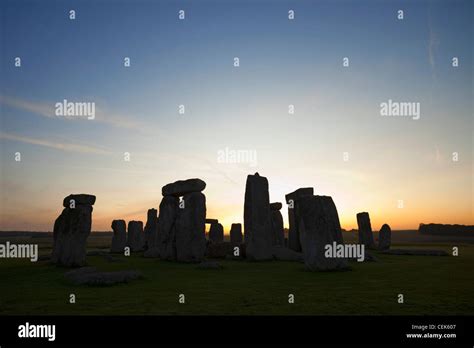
[175,192,207,262]
[209,222,224,243]
[298,195,348,271]
[143,208,158,250]
[52,194,96,267]
[378,223,391,250]
[285,187,314,252]
[230,223,243,245]
[270,202,282,211]
[157,196,179,260]
[62,194,96,208]
[158,178,207,262]
[110,219,127,253]
[357,212,375,249]
[127,220,145,252]
[244,173,273,261]
[162,178,206,197]
[270,202,285,246]
[205,218,218,224]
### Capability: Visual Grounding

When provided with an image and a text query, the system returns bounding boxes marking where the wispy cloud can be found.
[0,132,111,155]
[0,95,145,132]
[0,95,55,118]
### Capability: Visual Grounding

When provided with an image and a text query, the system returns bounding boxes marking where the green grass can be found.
[0,242,473,315]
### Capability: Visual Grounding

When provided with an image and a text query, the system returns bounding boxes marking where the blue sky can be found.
[0,0,472,231]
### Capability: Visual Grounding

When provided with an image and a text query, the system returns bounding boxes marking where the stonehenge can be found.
[270,202,285,246]
[111,219,127,253]
[52,194,96,267]
[378,223,391,250]
[357,212,375,249]
[285,187,314,252]
[59,175,394,273]
[297,195,348,271]
[127,221,145,252]
[244,173,273,261]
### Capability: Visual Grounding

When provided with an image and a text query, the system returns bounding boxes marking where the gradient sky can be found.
[0,0,472,233]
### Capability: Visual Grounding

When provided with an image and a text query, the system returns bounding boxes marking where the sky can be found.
[0,0,472,233]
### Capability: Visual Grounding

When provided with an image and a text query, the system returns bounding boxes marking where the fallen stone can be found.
[230,223,243,245]
[357,212,375,249]
[298,195,349,271]
[285,187,314,252]
[52,194,95,267]
[196,261,223,270]
[127,221,145,252]
[378,223,391,250]
[381,249,449,256]
[175,192,207,262]
[162,178,206,197]
[111,219,127,253]
[271,246,304,262]
[244,173,273,261]
[157,195,179,260]
[86,250,123,263]
[64,267,142,285]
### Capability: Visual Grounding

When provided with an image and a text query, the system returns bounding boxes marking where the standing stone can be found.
[378,223,391,250]
[52,194,96,267]
[175,192,206,262]
[319,196,344,244]
[111,219,127,253]
[244,173,272,261]
[230,223,243,245]
[157,195,179,260]
[209,222,224,243]
[298,195,348,271]
[285,188,313,252]
[144,208,158,250]
[357,212,375,249]
[127,221,145,252]
[270,203,285,246]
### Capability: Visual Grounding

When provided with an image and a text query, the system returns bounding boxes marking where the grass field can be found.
[0,235,473,316]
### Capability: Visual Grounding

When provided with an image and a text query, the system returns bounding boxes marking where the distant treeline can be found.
[419,224,474,236]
